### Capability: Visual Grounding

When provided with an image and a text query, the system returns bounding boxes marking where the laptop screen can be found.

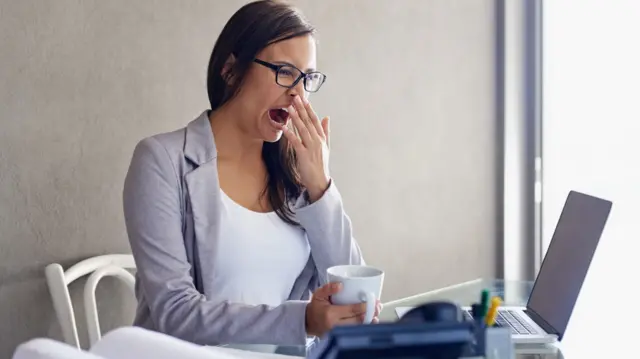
[526,191,612,338]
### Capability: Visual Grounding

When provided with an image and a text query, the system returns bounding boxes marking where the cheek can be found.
[236,72,287,116]
[245,69,276,95]
[235,83,266,111]
[256,83,288,110]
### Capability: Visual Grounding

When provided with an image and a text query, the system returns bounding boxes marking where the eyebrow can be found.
[273,61,316,73]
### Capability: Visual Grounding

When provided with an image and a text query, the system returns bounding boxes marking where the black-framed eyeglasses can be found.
[254,59,327,93]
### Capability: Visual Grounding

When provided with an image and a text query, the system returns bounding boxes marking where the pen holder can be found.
[467,322,513,359]
[473,322,487,356]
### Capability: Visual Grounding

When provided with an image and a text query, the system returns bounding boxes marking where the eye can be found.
[278,67,295,77]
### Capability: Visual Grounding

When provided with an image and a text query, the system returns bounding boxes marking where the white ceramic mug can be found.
[326,265,384,324]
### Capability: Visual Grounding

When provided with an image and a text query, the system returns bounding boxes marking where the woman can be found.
[122,0,378,347]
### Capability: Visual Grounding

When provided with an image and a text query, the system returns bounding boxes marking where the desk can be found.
[224,278,619,358]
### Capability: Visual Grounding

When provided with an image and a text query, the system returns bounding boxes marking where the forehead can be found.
[259,35,317,71]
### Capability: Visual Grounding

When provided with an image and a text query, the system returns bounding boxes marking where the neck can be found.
[209,104,263,166]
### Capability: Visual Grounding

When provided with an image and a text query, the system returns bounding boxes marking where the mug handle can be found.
[359,291,376,324]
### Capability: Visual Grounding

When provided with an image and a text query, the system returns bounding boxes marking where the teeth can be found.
[282,108,289,113]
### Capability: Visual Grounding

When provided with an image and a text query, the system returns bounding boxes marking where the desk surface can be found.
[224,278,624,358]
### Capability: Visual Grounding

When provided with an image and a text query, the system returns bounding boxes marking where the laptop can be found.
[396,190,612,345]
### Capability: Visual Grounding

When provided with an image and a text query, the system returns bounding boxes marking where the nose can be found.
[287,78,307,100]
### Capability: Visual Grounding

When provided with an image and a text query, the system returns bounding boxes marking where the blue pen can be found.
[471,303,482,322]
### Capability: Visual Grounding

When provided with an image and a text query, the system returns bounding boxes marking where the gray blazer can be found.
[122,110,364,346]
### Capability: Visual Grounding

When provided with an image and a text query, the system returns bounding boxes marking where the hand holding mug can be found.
[305,282,382,338]
[327,265,384,324]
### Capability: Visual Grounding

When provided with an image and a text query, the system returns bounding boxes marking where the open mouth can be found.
[268,108,290,125]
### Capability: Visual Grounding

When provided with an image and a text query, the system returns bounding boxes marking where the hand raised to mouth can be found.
[274,95,331,203]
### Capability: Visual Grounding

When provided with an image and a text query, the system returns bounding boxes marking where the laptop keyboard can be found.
[464,309,539,335]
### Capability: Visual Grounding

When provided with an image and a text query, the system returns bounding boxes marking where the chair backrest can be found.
[44,254,136,348]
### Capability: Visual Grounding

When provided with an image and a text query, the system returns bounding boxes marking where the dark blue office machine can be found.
[309,301,513,359]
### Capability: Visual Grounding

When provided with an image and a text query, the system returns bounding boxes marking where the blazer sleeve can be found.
[123,137,308,346]
[293,180,365,284]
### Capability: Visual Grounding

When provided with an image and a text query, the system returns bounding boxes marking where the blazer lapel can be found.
[183,111,220,297]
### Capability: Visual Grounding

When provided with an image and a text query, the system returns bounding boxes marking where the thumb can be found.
[314,282,342,300]
[321,116,330,148]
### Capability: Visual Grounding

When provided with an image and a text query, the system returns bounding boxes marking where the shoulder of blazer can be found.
[183,110,218,166]
[142,110,218,167]
[136,110,215,218]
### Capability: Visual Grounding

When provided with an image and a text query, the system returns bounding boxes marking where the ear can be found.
[221,53,237,85]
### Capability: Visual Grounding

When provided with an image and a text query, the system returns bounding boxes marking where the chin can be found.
[262,130,283,143]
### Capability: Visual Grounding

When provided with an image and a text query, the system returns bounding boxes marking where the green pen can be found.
[479,289,490,319]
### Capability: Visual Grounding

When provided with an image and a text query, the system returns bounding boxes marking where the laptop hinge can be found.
[524,309,561,338]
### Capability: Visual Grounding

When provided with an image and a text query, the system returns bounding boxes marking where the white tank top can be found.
[209,190,311,307]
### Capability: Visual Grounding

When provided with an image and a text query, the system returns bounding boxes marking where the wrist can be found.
[307,177,330,203]
[304,302,315,337]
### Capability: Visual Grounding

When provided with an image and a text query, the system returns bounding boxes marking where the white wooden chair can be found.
[44,254,136,348]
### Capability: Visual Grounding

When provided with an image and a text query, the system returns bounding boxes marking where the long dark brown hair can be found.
[206,0,315,225]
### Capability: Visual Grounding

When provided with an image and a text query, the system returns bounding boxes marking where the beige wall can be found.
[0,0,497,355]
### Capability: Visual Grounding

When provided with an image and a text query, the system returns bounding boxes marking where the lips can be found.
[268,108,289,125]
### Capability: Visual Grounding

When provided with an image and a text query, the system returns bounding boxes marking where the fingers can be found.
[330,303,367,320]
[341,301,380,324]
[313,282,342,301]
[297,96,324,139]
[323,301,381,329]
[321,116,330,148]
[333,301,381,320]
[375,300,383,316]
[289,104,313,146]
[336,312,380,325]
[349,303,368,317]
[281,124,304,152]
[337,314,366,325]
[292,96,325,142]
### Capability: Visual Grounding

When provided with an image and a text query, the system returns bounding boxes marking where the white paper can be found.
[394,306,414,318]
[206,346,302,359]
